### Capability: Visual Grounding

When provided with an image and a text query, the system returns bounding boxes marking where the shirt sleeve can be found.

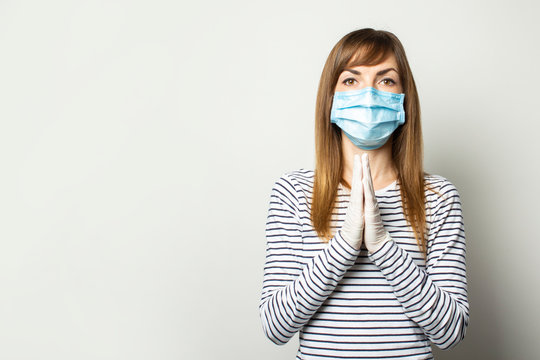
[368,179,469,350]
[259,173,360,345]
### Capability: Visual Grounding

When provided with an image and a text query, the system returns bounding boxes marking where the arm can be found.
[259,174,360,345]
[368,179,469,349]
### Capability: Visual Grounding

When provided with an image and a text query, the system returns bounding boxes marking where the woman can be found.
[259,28,468,359]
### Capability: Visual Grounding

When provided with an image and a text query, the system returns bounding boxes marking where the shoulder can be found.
[424,173,461,196]
[272,168,314,194]
[270,168,314,204]
[424,173,463,213]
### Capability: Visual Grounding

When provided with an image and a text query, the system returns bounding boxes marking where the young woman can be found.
[259,28,469,359]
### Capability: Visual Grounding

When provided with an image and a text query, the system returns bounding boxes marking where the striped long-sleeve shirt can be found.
[259,169,468,359]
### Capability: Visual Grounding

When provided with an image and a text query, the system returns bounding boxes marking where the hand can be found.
[340,154,364,250]
[362,153,392,254]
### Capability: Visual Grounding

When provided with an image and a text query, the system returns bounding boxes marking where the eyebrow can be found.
[342,67,398,76]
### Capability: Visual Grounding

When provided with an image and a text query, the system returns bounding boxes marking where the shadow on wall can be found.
[429,145,505,359]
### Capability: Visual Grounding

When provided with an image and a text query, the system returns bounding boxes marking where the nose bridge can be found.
[358,69,378,89]
[365,71,377,88]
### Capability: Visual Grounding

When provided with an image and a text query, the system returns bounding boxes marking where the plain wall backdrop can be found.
[1,0,539,359]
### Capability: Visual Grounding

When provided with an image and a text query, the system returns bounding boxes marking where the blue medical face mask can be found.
[330,87,405,150]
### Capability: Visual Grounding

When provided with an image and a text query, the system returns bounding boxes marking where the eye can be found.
[380,78,396,86]
[342,77,357,86]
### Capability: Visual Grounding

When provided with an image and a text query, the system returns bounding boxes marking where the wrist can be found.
[340,229,363,251]
[367,232,392,254]
[367,241,386,254]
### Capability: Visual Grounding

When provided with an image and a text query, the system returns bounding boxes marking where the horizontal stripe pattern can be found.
[260,169,468,359]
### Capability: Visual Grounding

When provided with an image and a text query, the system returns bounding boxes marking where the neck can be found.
[341,133,397,191]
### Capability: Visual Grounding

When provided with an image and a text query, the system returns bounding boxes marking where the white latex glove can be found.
[362,153,392,254]
[340,154,364,250]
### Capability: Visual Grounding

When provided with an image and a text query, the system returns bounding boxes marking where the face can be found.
[334,54,403,94]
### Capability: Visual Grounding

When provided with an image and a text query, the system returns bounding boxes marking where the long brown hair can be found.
[311,28,428,255]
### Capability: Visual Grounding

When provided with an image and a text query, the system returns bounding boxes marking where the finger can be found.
[362,154,375,208]
[358,155,363,208]
[350,154,362,206]
[351,154,359,192]
[363,153,375,194]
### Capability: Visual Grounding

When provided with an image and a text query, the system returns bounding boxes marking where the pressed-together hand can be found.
[340,154,364,250]
[362,153,392,254]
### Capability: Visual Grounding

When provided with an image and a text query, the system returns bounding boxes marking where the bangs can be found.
[334,30,398,71]
[346,41,393,67]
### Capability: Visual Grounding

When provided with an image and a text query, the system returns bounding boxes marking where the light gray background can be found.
[1,0,539,359]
